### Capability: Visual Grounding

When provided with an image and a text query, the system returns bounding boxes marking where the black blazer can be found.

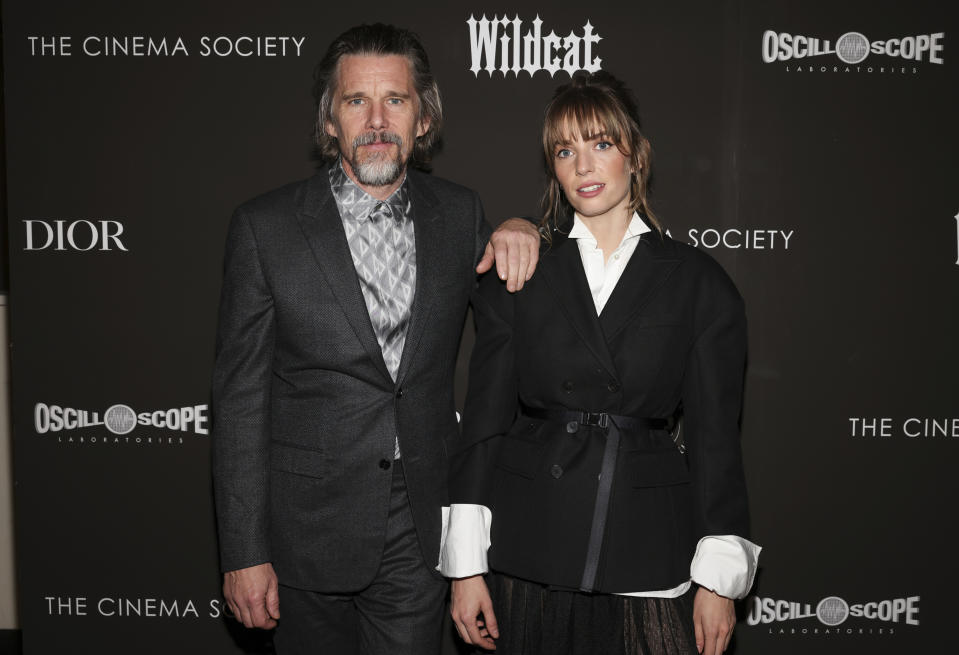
[450,227,751,594]
[212,164,489,592]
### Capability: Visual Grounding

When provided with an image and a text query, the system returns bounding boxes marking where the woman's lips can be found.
[576,182,605,198]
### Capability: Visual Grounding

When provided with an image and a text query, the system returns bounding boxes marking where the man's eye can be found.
[347,98,364,106]
[387,98,403,105]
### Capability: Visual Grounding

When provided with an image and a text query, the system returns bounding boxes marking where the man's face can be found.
[325,54,429,196]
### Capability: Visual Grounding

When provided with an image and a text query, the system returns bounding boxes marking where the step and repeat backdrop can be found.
[3,0,957,653]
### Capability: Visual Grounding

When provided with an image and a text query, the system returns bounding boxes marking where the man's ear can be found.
[416,116,430,139]
[325,119,338,139]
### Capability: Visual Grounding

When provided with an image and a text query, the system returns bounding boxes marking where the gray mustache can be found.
[353,131,403,148]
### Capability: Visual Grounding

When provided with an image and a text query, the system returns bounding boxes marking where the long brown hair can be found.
[540,72,661,240]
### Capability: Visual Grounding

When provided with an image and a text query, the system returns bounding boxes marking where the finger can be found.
[466,619,495,650]
[248,592,274,629]
[722,625,733,652]
[702,630,715,655]
[703,622,720,655]
[481,599,500,639]
[694,616,705,654]
[494,239,509,282]
[509,246,530,291]
[237,600,256,629]
[453,616,473,645]
[713,630,726,655]
[476,242,494,274]
[527,245,540,280]
[503,238,520,292]
[266,577,281,620]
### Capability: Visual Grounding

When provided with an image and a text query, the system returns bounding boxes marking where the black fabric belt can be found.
[520,406,669,432]
[518,405,671,592]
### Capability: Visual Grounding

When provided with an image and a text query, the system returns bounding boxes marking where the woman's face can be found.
[552,127,632,222]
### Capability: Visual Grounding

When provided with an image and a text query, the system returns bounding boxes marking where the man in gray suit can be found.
[212,23,537,655]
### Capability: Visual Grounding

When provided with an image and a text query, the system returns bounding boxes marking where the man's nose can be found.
[367,102,386,130]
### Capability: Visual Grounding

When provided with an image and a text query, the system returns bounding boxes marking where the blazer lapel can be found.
[598,233,682,340]
[540,234,618,378]
[294,169,392,382]
[394,171,441,386]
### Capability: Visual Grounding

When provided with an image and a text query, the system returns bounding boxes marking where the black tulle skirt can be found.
[485,572,698,655]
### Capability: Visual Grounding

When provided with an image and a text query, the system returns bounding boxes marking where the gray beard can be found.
[349,131,406,187]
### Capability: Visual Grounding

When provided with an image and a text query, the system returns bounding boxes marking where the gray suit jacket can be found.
[212,164,489,592]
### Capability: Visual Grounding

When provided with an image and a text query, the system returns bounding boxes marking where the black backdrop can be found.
[3,1,957,653]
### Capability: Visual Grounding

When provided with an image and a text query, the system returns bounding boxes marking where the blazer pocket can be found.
[624,449,690,487]
[270,441,326,479]
[495,435,546,480]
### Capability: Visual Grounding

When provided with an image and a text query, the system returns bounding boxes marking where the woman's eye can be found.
[556,148,573,159]
[596,141,613,151]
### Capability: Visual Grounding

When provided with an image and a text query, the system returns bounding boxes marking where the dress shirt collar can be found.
[328,159,411,223]
[568,211,651,248]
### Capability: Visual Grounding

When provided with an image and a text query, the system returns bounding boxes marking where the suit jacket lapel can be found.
[540,233,618,378]
[599,233,682,340]
[294,168,393,382]
[395,171,441,386]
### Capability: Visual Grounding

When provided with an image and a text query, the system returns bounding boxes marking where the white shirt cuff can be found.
[689,535,762,599]
[436,503,492,578]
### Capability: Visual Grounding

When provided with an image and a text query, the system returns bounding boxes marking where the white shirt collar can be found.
[568,211,651,246]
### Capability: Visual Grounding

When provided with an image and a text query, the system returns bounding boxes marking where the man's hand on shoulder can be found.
[223,562,281,629]
[476,217,540,292]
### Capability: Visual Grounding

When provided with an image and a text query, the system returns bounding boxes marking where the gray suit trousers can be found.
[272,459,447,655]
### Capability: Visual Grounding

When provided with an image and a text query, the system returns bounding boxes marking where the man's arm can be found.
[211,207,279,629]
[475,217,540,292]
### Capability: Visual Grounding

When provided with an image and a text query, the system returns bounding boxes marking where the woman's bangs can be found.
[546,94,627,150]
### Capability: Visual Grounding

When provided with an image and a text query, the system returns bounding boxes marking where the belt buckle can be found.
[581,412,609,428]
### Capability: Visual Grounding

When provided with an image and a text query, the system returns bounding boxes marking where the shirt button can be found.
[550,464,564,479]
[614,254,620,260]
[566,421,578,434]
[607,381,620,393]
[379,459,392,470]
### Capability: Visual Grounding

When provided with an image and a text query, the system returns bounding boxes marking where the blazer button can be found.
[379,459,392,470]
[395,388,404,398]
[566,421,578,434]
[607,381,620,393]
[562,380,574,392]
[550,464,563,479]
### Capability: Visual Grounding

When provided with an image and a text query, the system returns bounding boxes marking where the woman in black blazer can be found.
[440,72,760,655]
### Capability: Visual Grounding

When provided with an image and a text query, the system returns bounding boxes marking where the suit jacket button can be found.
[550,464,563,479]
[395,388,404,398]
[607,381,620,392]
[379,459,392,470]
[566,421,578,433]
[562,380,574,392]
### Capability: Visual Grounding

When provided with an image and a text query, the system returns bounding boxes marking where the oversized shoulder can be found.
[649,233,745,314]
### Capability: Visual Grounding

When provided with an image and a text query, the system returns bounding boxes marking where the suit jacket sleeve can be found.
[472,192,494,268]
[211,206,275,573]
[683,264,751,541]
[449,262,516,509]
